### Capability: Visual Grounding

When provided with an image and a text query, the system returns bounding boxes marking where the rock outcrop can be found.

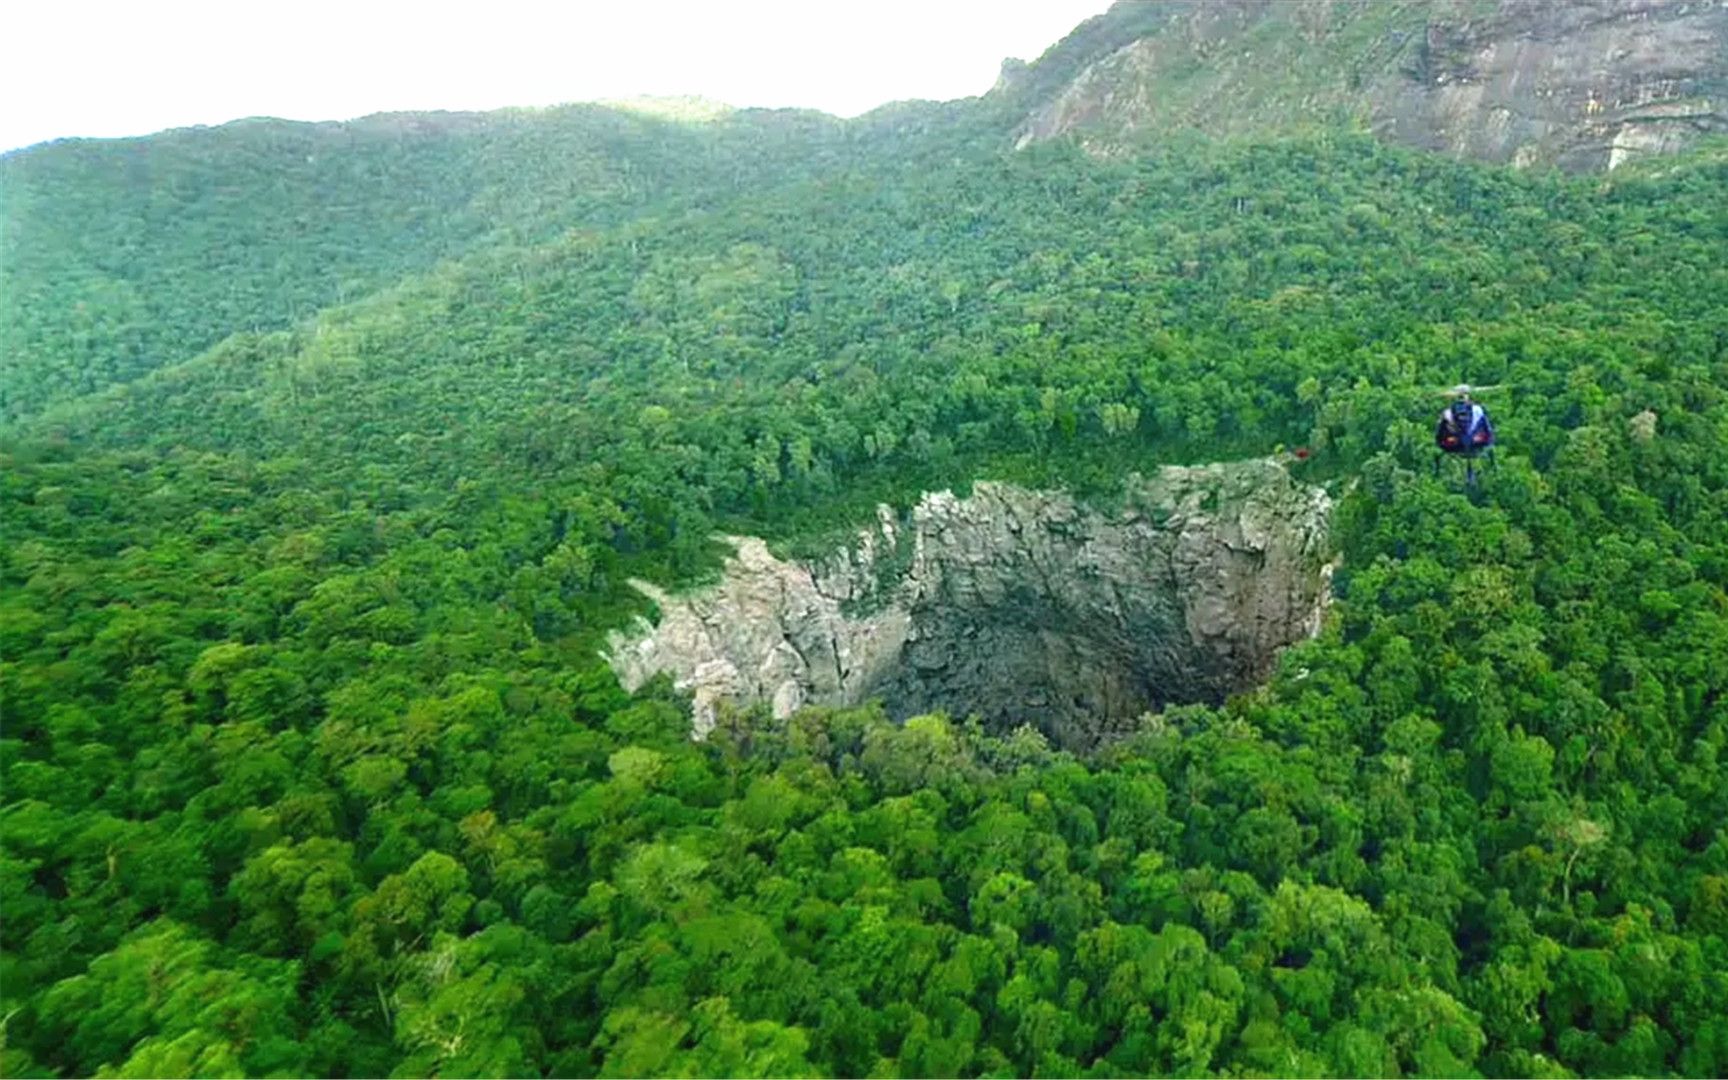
[1005,0,1728,172]
[606,459,1332,749]
[1380,0,1728,171]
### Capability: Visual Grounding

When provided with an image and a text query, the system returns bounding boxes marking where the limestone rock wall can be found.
[605,459,1332,748]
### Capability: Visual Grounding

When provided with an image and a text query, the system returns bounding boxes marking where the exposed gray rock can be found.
[606,459,1332,749]
[1007,0,1728,172]
[1378,0,1728,172]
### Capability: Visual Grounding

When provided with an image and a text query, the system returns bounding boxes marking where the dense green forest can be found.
[4,57,1728,1080]
[0,102,901,424]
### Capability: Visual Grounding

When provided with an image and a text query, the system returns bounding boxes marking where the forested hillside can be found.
[4,14,1728,1079]
[0,103,864,422]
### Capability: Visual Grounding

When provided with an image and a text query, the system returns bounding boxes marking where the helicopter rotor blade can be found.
[1431,382,1509,396]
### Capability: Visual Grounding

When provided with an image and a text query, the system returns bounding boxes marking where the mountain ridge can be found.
[8,0,1725,423]
[0,103,865,423]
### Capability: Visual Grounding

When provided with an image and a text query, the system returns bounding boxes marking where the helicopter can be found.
[1432,383,1503,486]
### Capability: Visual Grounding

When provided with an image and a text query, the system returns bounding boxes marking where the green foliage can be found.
[3,81,1728,1080]
[0,105,859,423]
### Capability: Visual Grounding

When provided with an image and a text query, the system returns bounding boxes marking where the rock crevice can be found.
[606,459,1333,749]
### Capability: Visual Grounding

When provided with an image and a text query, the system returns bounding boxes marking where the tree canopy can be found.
[2,95,1727,1077]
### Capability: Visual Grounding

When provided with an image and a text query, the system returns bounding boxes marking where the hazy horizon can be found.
[1,0,1114,152]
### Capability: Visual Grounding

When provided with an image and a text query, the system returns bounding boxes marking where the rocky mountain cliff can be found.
[607,460,1333,750]
[1002,0,1728,171]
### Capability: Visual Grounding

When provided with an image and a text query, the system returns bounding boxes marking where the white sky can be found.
[1,0,1116,152]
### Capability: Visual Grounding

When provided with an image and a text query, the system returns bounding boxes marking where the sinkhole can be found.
[606,459,1333,751]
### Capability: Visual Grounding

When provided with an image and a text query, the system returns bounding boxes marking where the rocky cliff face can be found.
[606,459,1333,749]
[1006,0,1727,171]
[1384,0,1728,170]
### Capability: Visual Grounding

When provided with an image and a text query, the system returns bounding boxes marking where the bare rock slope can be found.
[606,459,1332,749]
[1006,0,1727,171]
